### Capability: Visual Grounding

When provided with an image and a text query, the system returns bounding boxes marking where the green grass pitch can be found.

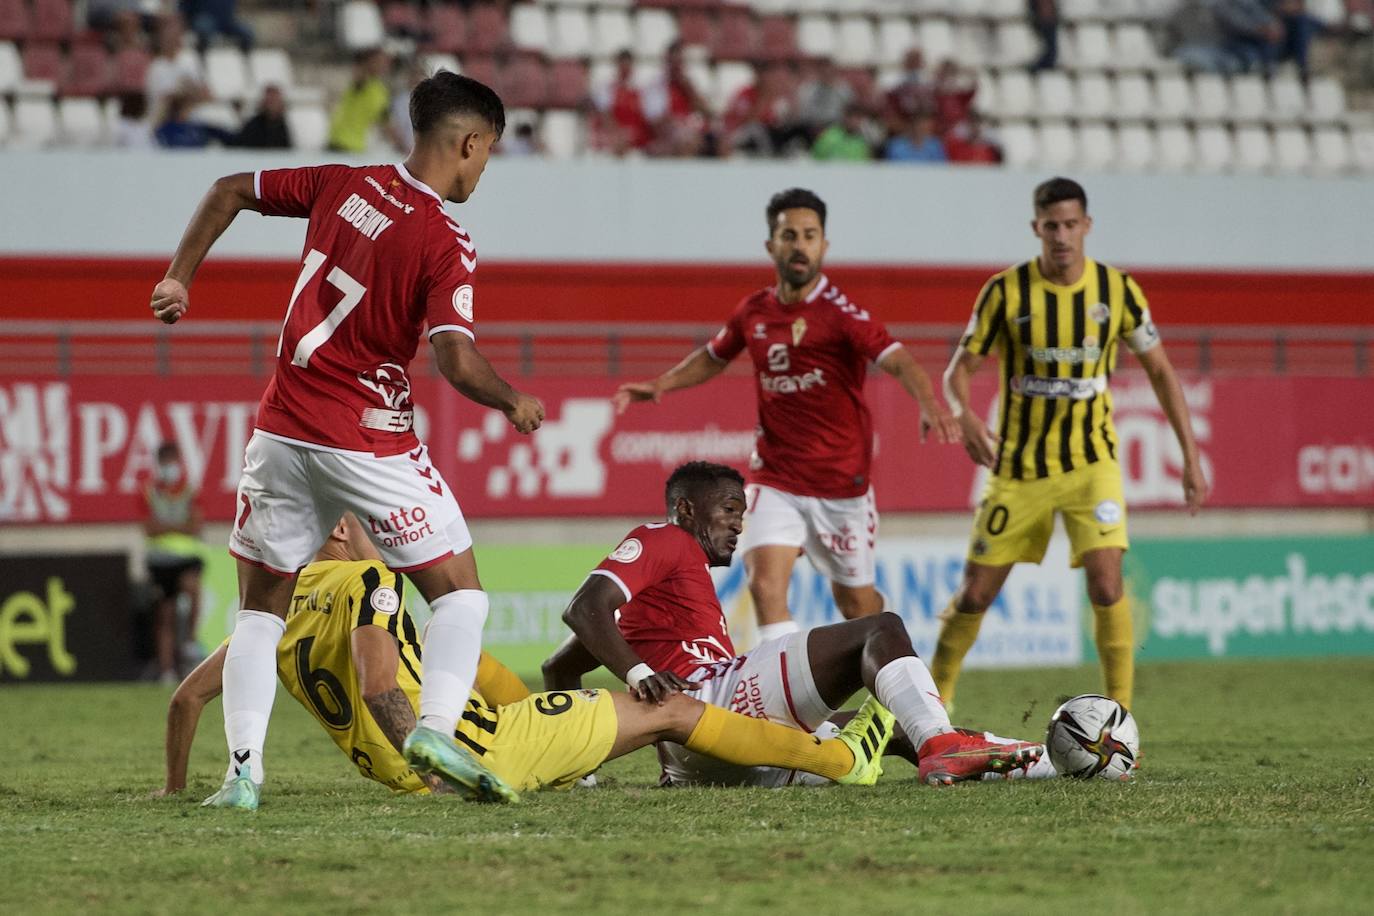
[3,655,1372,914]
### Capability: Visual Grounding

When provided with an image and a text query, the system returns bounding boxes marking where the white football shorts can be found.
[229,431,472,575]
[658,631,840,788]
[737,483,878,587]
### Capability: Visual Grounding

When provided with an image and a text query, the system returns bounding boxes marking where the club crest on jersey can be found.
[1094,500,1122,525]
[452,284,474,322]
[753,322,768,339]
[610,538,643,563]
[791,318,807,346]
[1089,302,1111,324]
[357,362,411,409]
[370,586,400,615]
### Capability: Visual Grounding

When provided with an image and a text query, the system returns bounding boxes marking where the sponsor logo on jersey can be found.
[1011,375,1105,400]
[366,506,434,547]
[1094,499,1122,525]
[679,635,732,665]
[610,537,642,563]
[1026,344,1102,364]
[452,284,474,322]
[357,363,411,409]
[364,176,415,214]
[758,367,826,394]
[336,193,395,241]
[370,586,400,614]
[791,317,807,346]
[729,673,767,719]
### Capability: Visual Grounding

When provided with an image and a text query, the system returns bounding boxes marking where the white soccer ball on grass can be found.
[1045,694,1140,780]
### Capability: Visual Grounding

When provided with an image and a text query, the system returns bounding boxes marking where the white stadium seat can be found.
[1268,74,1306,123]
[204,46,249,101]
[1077,123,1116,170]
[1191,73,1229,122]
[797,15,837,58]
[57,97,104,146]
[1112,73,1152,121]
[919,18,957,62]
[1112,23,1162,70]
[994,21,1041,68]
[981,0,1025,19]
[712,61,755,114]
[1035,71,1074,118]
[954,21,989,68]
[1116,123,1158,171]
[1036,121,1076,168]
[0,41,20,94]
[12,96,57,148]
[1194,124,1235,172]
[0,100,11,146]
[1311,126,1352,173]
[1351,128,1374,172]
[1068,22,1111,70]
[834,15,878,67]
[1075,72,1112,119]
[996,120,1037,168]
[1153,73,1192,121]
[510,4,551,53]
[192,100,239,132]
[1156,123,1195,171]
[633,8,678,58]
[540,109,583,160]
[1229,75,1268,123]
[875,16,916,66]
[591,8,634,58]
[248,48,294,94]
[286,103,329,152]
[421,53,460,77]
[993,69,1034,118]
[1233,125,1273,172]
[1271,126,1311,173]
[1307,77,1346,123]
[550,7,593,58]
[339,0,385,52]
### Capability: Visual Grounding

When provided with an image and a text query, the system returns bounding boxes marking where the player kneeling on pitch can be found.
[155,514,897,801]
[542,461,1045,787]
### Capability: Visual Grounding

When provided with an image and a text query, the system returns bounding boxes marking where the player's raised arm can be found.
[153,646,227,797]
[878,345,960,444]
[151,173,259,324]
[612,345,730,414]
[561,574,692,703]
[943,348,1000,468]
[1135,344,1208,514]
[431,331,545,433]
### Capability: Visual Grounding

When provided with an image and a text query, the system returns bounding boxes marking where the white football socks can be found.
[418,589,488,735]
[873,656,954,751]
[756,620,801,644]
[222,609,286,786]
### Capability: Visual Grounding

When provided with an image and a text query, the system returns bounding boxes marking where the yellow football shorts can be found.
[966,461,1129,568]
[456,688,619,792]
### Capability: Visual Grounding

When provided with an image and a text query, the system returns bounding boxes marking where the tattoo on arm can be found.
[364,688,417,755]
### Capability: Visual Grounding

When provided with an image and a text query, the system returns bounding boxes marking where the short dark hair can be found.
[664,461,745,512]
[1033,177,1087,213]
[410,70,506,138]
[766,188,827,233]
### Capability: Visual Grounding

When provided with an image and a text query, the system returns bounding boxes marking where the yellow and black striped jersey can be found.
[960,257,1161,480]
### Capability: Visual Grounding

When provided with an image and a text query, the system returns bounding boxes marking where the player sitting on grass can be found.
[542,461,1044,787]
[154,514,895,801]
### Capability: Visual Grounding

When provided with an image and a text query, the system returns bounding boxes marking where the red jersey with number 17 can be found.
[706,275,901,499]
[590,523,735,678]
[251,162,478,456]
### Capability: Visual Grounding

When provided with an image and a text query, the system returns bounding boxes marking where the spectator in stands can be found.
[233,84,291,149]
[883,111,947,163]
[885,48,932,134]
[723,61,803,157]
[146,14,208,120]
[1030,0,1060,71]
[931,60,978,135]
[181,0,253,52]
[88,0,152,33]
[812,105,873,162]
[142,441,205,685]
[642,41,712,157]
[593,49,653,155]
[944,113,1003,165]
[1271,0,1324,80]
[1217,0,1285,74]
[795,58,855,143]
[499,121,542,157]
[113,92,155,148]
[155,90,233,147]
[328,48,399,154]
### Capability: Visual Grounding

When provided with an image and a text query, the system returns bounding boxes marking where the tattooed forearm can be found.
[364,688,417,755]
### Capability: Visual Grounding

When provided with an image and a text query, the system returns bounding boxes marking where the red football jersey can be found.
[707,275,900,499]
[251,163,477,455]
[591,523,735,678]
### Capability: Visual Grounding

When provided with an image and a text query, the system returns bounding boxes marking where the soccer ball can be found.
[1045,695,1139,780]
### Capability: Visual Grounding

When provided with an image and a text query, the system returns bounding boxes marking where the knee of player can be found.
[658,693,705,740]
[953,585,995,614]
[873,610,909,641]
[1086,578,1124,607]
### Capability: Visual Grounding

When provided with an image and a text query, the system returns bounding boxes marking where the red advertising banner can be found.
[2,374,1371,523]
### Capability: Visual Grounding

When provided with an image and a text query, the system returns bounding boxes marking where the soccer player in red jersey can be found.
[149,72,543,808]
[543,461,1043,787]
[614,189,961,643]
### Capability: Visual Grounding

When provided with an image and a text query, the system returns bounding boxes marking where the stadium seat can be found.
[993,69,1033,119]
[499,54,549,109]
[1112,23,1162,70]
[248,48,294,94]
[1194,124,1234,172]
[62,40,109,97]
[1035,70,1074,118]
[994,21,1040,68]
[758,15,798,61]
[875,16,915,66]
[1113,72,1153,121]
[918,18,956,63]
[1306,77,1346,123]
[1311,125,1352,173]
[12,96,56,147]
[57,96,102,146]
[0,0,27,43]
[1271,126,1311,173]
[549,6,592,58]
[1155,123,1195,171]
[286,103,328,151]
[712,60,755,114]
[547,58,590,109]
[112,47,150,94]
[1350,128,1374,172]
[193,99,239,132]
[1268,74,1305,123]
[0,40,21,94]
[796,14,835,58]
[1191,73,1229,122]
[591,8,633,57]
[713,8,757,60]
[340,0,385,52]
[22,40,62,88]
[461,54,499,91]
[954,21,990,68]
[1153,72,1192,121]
[425,4,466,55]
[0,99,11,145]
[204,46,249,101]
[465,3,509,54]
[1116,123,1157,171]
[834,15,877,67]
[540,109,582,159]
[381,2,423,39]
[509,3,550,54]
[1067,22,1111,70]
[675,9,715,49]
[1036,121,1076,168]
[421,52,460,78]
[1077,122,1116,170]
[1233,125,1273,172]
[1229,74,1268,123]
[29,0,72,42]
[996,120,1037,168]
[981,0,1025,19]
[633,8,678,58]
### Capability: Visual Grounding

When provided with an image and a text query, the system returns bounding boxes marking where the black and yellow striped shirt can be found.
[960,257,1160,480]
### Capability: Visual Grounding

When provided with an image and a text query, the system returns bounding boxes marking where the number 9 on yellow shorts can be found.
[455,689,619,792]
[966,461,1130,569]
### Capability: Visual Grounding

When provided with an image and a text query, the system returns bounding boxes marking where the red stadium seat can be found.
[425,3,466,54]
[756,16,797,63]
[546,58,589,110]
[712,7,756,60]
[675,8,715,48]
[499,53,548,109]
[22,40,64,83]
[465,2,509,54]
[63,39,109,96]
[29,0,73,42]
[0,0,29,42]
[382,1,423,38]
[838,67,877,109]
[459,53,498,90]
[111,46,150,94]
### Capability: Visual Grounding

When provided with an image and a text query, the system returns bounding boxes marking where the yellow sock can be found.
[930,603,985,708]
[684,704,854,781]
[1092,597,1134,709]
[474,651,532,706]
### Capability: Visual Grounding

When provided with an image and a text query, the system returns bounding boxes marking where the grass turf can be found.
[3,656,1372,914]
